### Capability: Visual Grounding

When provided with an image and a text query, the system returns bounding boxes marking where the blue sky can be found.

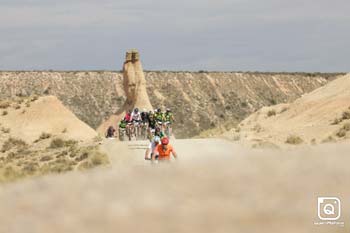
[0,0,349,71]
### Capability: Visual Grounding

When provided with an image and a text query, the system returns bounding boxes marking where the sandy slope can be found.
[225,74,350,146]
[0,96,97,143]
[0,138,349,233]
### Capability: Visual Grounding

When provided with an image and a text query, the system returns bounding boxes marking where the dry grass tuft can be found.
[0,101,10,109]
[40,132,52,140]
[342,111,350,120]
[322,135,336,143]
[30,95,39,102]
[332,118,342,125]
[285,135,303,145]
[342,123,350,131]
[1,138,28,153]
[267,110,276,117]
[49,138,77,149]
[1,127,10,133]
[336,129,346,138]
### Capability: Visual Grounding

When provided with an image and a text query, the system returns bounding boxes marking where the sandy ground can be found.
[0,138,349,233]
[228,74,350,146]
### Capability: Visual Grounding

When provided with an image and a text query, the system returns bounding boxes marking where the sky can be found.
[0,0,349,72]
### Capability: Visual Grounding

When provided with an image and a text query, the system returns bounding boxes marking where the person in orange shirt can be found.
[153,137,178,161]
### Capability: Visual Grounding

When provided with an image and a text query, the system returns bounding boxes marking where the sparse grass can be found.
[285,135,303,145]
[40,155,53,162]
[335,123,350,138]
[332,118,342,125]
[77,148,109,170]
[342,111,350,120]
[310,138,316,145]
[336,129,346,138]
[331,110,350,125]
[49,138,78,149]
[1,127,10,133]
[39,132,52,140]
[232,135,240,141]
[93,135,103,142]
[267,110,276,117]
[342,123,350,131]
[252,124,262,133]
[280,107,288,113]
[322,136,336,143]
[34,132,52,143]
[1,138,27,153]
[30,95,39,102]
[0,142,109,183]
[0,101,10,109]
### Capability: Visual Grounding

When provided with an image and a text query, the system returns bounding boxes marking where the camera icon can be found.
[317,197,341,220]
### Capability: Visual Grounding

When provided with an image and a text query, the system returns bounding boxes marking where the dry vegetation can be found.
[285,135,304,145]
[0,136,109,183]
[266,109,276,117]
[0,96,109,183]
[0,71,336,138]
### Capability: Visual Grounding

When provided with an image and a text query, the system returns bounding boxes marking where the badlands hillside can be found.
[0,69,342,138]
[225,73,350,147]
[0,96,108,182]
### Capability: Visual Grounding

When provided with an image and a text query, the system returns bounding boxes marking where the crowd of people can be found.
[106,107,177,162]
[106,107,175,141]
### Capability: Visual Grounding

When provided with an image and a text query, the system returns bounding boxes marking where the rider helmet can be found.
[161,137,169,145]
[135,108,139,112]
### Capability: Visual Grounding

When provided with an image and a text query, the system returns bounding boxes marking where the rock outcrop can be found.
[123,49,153,111]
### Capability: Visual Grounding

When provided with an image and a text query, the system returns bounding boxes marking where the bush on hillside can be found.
[285,135,303,145]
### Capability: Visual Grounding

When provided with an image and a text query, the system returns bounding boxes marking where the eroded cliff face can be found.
[0,70,340,138]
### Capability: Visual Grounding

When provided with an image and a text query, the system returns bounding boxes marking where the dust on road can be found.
[0,139,349,233]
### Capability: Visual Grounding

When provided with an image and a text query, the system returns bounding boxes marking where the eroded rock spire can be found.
[123,49,152,111]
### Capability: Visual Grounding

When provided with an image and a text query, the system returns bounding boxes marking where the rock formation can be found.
[123,49,153,111]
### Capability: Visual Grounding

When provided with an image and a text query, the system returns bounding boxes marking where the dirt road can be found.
[0,138,349,233]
